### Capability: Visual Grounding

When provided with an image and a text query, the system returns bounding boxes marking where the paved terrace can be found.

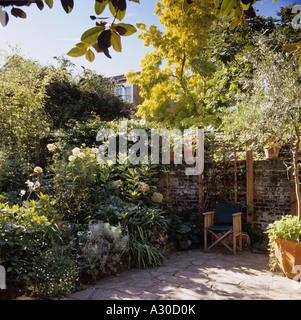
[67,249,301,300]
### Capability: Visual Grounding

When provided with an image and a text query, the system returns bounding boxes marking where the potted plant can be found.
[183,135,197,162]
[263,136,282,160]
[266,216,301,279]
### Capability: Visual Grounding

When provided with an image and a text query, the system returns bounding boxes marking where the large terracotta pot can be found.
[274,238,301,279]
[264,146,280,160]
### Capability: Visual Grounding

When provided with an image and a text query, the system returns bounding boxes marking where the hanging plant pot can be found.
[183,148,196,162]
[264,146,280,160]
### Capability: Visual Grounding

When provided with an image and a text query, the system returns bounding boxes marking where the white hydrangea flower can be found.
[152,192,163,203]
[139,182,150,193]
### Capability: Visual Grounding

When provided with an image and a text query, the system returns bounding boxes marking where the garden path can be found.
[67,248,301,300]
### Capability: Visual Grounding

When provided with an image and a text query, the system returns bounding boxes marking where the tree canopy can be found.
[126,0,217,129]
[1,0,300,63]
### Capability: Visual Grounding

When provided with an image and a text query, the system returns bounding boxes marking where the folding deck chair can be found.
[203,203,242,255]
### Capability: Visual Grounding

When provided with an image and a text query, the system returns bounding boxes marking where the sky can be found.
[0,0,300,77]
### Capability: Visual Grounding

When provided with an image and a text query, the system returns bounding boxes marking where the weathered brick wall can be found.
[157,160,292,229]
[253,160,291,229]
[157,164,199,212]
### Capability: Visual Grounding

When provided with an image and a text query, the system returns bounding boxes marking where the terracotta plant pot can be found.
[183,148,196,162]
[162,151,174,163]
[264,146,280,160]
[274,238,301,279]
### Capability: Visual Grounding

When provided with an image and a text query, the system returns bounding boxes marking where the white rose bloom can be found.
[47,144,56,151]
[69,155,76,162]
[78,152,86,158]
[34,166,43,174]
[72,147,81,156]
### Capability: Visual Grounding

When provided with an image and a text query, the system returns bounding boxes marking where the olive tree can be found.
[223,35,301,219]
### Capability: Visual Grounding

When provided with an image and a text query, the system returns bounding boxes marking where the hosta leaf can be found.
[81,26,105,44]
[86,49,95,62]
[67,46,87,57]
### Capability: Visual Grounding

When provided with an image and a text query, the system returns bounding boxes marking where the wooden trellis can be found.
[198,130,254,224]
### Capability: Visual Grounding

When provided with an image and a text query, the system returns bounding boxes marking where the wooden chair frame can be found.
[203,210,242,255]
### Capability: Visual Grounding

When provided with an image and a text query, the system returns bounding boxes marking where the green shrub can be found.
[103,204,169,268]
[0,194,61,284]
[48,145,104,223]
[0,151,30,199]
[30,245,79,298]
[81,221,128,278]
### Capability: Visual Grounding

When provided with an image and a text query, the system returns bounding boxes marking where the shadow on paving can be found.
[67,248,301,300]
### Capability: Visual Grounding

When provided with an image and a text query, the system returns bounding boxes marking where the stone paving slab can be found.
[66,248,301,300]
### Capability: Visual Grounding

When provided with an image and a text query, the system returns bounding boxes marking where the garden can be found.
[1,0,301,299]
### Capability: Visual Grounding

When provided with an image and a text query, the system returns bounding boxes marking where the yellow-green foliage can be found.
[126,0,217,129]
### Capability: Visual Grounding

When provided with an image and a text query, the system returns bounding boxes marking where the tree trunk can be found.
[292,134,301,221]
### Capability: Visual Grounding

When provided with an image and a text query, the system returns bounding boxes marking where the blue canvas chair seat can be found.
[203,203,242,255]
[208,225,233,232]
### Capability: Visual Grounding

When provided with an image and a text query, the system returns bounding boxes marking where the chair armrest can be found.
[203,211,214,228]
[232,212,242,217]
[232,212,242,234]
[203,211,214,216]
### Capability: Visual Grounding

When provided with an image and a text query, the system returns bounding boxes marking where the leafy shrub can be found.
[0,151,30,198]
[30,245,79,298]
[266,215,301,271]
[266,215,301,243]
[165,209,202,248]
[81,221,128,278]
[102,204,169,268]
[0,194,61,284]
[48,145,104,223]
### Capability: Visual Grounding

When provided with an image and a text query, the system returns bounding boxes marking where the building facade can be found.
[110,73,143,108]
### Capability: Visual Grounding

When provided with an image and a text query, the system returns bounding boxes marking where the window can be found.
[115,85,133,103]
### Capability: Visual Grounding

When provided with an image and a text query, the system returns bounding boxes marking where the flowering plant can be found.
[263,136,283,148]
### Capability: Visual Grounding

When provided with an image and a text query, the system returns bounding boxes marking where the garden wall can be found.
[253,160,291,229]
[157,160,292,230]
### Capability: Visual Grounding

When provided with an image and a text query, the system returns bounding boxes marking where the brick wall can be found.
[157,164,199,212]
[253,160,291,229]
[157,160,292,229]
